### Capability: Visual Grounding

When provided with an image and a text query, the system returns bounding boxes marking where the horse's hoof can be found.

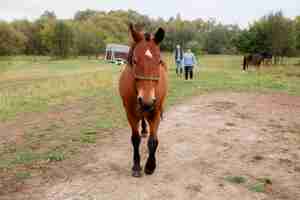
[132,170,142,177]
[144,159,156,175]
[144,166,155,175]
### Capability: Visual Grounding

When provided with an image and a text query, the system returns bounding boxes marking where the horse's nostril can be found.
[138,96,143,104]
[142,104,154,112]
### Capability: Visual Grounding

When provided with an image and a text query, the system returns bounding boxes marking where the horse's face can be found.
[134,41,161,112]
[129,24,165,112]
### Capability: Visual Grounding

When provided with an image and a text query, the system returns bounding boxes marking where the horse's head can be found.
[129,23,165,112]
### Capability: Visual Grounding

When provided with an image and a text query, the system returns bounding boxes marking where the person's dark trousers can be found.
[184,66,194,80]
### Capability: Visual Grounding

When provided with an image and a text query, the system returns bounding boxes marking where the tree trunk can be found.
[274,56,278,65]
[281,57,284,65]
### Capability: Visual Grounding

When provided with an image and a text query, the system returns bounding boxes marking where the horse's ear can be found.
[129,23,143,43]
[154,27,165,44]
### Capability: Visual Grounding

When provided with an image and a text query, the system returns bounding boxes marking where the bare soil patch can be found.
[1,92,300,200]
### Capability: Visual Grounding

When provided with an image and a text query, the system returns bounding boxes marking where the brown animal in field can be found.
[119,24,167,177]
[243,54,264,71]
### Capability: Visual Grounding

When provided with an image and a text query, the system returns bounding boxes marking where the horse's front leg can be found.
[128,115,142,177]
[144,112,160,175]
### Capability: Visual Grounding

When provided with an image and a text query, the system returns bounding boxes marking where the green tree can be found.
[37,11,57,55]
[74,21,105,58]
[51,21,75,58]
[12,20,36,55]
[204,25,227,54]
[294,16,300,54]
[74,9,99,21]
[40,10,56,21]
[0,9,297,58]
[234,11,296,63]
[0,21,26,56]
[269,12,296,63]
[204,24,240,54]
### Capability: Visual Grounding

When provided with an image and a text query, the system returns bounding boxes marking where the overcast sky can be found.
[0,0,299,27]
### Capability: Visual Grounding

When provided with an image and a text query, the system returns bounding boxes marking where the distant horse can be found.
[243,53,264,71]
[261,52,273,65]
[119,24,167,177]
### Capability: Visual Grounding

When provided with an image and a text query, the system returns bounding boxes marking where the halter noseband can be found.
[128,42,161,81]
[134,74,160,81]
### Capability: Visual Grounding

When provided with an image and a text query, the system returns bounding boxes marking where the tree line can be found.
[235,12,300,64]
[0,9,299,59]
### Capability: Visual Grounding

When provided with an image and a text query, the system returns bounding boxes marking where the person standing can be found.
[183,49,197,80]
[174,44,183,76]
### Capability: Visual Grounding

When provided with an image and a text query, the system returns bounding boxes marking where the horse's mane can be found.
[127,43,135,67]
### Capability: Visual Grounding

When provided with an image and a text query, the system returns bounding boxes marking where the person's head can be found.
[176,44,180,49]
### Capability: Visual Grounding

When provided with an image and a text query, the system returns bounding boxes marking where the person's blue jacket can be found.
[183,52,197,66]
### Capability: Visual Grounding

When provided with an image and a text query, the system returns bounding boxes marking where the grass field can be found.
[1,54,300,121]
[0,54,300,185]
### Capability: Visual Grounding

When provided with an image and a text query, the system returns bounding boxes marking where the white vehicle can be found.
[114,58,127,65]
[105,44,129,65]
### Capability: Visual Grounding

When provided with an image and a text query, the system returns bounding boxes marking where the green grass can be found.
[225,176,247,184]
[80,128,98,144]
[224,175,273,193]
[81,128,98,135]
[166,54,300,104]
[46,151,65,162]
[0,56,114,121]
[1,55,300,121]
[15,171,31,180]
[249,183,267,193]
[248,178,272,193]
[11,151,40,165]
[0,54,300,176]
[80,135,97,144]
[0,149,65,168]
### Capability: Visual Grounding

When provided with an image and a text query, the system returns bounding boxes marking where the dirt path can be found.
[2,92,300,200]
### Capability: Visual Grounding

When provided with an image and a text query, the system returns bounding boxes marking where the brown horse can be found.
[243,53,264,71]
[119,24,167,177]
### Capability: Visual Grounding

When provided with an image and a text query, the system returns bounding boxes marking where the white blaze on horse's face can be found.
[145,49,153,59]
[135,48,157,109]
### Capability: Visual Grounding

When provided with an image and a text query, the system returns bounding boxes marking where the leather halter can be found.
[128,43,161,81]
[132,60,161,81]
[134,73,160,81]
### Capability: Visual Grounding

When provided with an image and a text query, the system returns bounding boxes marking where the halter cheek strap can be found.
[133,61,162,81]
[134,74,160,81]
[129,43,162,81]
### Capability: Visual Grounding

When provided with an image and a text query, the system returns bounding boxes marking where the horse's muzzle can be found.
[138,97,156,112]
